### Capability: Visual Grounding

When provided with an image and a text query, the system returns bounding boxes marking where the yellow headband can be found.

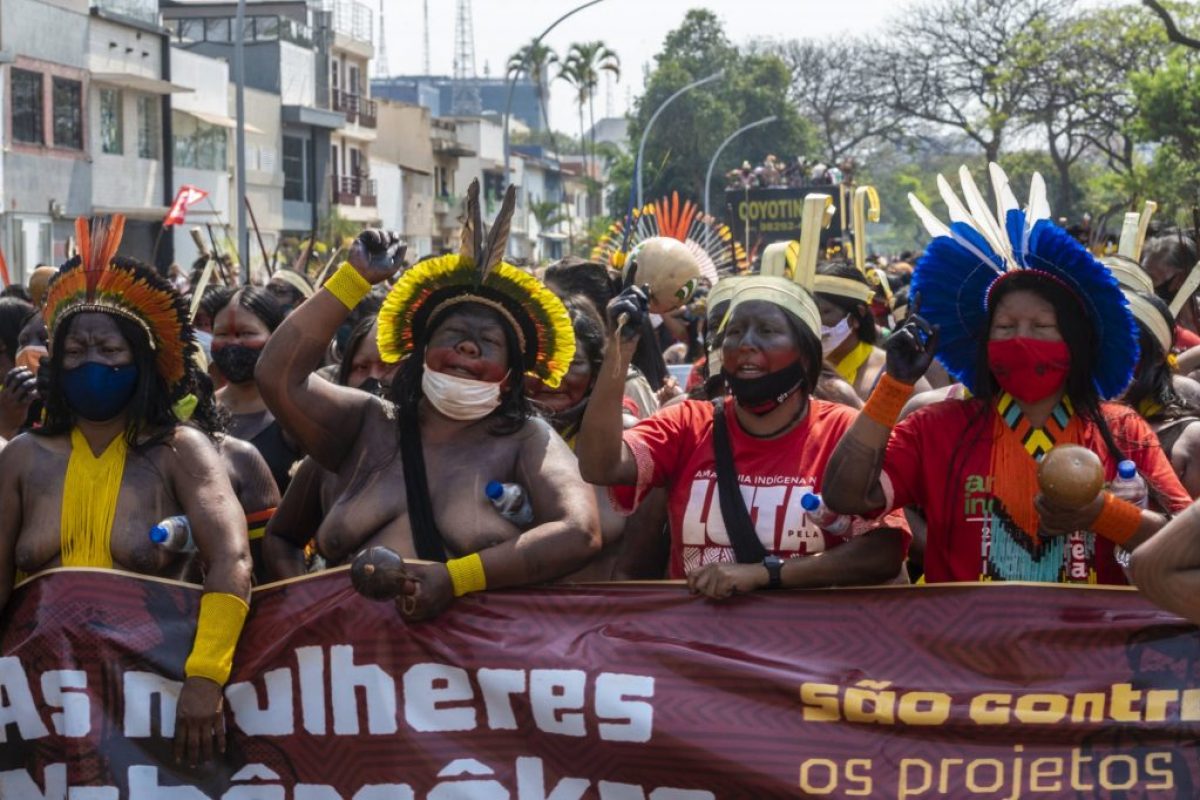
[721,276,821,339]
[814,275,874,304]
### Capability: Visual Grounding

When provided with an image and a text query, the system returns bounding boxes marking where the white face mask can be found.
[421,361,505,421]
[820,316,853,356]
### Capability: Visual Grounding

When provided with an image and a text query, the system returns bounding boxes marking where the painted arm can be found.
[1131,500,1200,624]
[0,437,25,615]
[577,327,640,486]
[255,234,403,472]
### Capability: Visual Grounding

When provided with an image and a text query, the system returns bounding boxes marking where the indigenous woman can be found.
[1120,289,1200,497]
[0,217,251,764]
[208,286,301,494]
[263,314,397,580]
[576,275,910,599]
[815,260,930,400]
[822,165,1190,584]
[256,183,600,618]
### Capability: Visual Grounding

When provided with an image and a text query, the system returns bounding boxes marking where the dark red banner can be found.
[3,569,1200,798]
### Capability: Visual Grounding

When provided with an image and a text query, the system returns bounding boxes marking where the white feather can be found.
[936,174,973,225]
[958,165,1015,268]
[989,162,1020,223]
[908,193,951,239]
[1027,173,1051,222]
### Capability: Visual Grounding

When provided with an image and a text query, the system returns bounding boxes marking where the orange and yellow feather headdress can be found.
[43,215,194,395]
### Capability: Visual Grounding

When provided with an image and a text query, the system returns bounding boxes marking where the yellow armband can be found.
[446,553,487,597]
[184,592,249,686]
[324,262,372,310]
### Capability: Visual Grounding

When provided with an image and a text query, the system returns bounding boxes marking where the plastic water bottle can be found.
[1109,460,1148,509]
[1108,461,1146,569]
[801,493,853,537]
[486,481,533,527]
[149,516,195,553]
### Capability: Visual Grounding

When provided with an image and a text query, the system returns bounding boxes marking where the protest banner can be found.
[2,569,1199,798]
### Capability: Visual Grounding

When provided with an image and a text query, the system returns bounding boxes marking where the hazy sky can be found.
[382,0,907,130]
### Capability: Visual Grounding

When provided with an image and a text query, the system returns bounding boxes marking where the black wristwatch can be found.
[763,555,784,589]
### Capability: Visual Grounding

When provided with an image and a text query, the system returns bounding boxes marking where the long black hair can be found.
[1124,292,1197,421]
[816,260,877,345]
[205,285,286,334]
[0,297,35,361]
[37,313,179,449]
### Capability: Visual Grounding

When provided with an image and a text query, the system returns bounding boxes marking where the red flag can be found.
[163,185,209,227]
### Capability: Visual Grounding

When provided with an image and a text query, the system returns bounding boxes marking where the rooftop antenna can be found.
[451,0,481,114]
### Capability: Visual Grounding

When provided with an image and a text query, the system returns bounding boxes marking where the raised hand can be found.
[348,230,407,285]
[0,367,37,437]
[885,292,940,385]
[606,285,649,341]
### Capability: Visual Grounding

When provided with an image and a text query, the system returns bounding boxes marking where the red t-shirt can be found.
[881,399,1191,585]
[1175,324,1200,352]
[612,399,911,579]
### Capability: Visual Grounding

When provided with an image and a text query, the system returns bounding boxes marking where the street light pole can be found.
[501,0,606,186]
[636,70,724,210]
[233,0,248,280]
[704,115,777,221]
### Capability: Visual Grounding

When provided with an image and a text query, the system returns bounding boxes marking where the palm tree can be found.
[506,40,559,149]
[556,56,591,178]
[560,42,620,176]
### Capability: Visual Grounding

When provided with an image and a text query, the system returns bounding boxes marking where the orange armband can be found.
[246,507,276,541]
[862,373,915,428]
[1091,492,1143,547]
[184,592,249,686]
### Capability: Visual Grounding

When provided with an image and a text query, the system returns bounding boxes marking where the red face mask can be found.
[987,338,1071,403]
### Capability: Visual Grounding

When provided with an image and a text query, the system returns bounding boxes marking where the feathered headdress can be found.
[908,164,1138,399]
[377,180,575,388]
[43,215,194,396]
[591,192,748,283]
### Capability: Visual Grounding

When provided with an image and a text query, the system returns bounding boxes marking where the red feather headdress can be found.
[43,215,193,395]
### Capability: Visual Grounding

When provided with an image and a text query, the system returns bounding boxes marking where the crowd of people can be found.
[724,154,859,190]
[3,166,1200,764]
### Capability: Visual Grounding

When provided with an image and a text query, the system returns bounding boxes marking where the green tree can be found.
[613,10,815,219]
[559,42,621,176]
[507,40,559,144]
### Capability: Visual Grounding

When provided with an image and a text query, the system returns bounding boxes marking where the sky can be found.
[381,0,910,132]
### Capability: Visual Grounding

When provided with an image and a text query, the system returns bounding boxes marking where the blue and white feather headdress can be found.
[908,163,1138,399]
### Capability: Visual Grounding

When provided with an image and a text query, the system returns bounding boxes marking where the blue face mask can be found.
[60,362,139,421]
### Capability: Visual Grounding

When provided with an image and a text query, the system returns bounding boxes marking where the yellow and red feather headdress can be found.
[43,215,194,395]
[377,180,575,388]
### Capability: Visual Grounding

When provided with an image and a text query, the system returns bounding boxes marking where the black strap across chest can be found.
[710,398,769,564]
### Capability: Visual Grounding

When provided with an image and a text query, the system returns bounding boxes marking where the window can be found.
[11,69,43,145]
[136,96,158,159]
[172,111,226,170]
[205,17,231,42]
[252,16,279,41]
[283,135,308,201]
[178,19,205,42]
[52,78,83,149]
[99,89,122,154]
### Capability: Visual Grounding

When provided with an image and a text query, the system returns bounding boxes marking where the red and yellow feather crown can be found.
[43,216,194,395]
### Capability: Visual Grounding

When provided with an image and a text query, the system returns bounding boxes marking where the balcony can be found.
[331,90,377,129]
[333,175,376,207]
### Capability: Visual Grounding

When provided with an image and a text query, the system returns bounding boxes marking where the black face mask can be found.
[722,358,807,415]
[213,344,261,384]
[356,377,388,398]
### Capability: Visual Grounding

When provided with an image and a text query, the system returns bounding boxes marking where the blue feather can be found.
[1006,209,1027,266]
